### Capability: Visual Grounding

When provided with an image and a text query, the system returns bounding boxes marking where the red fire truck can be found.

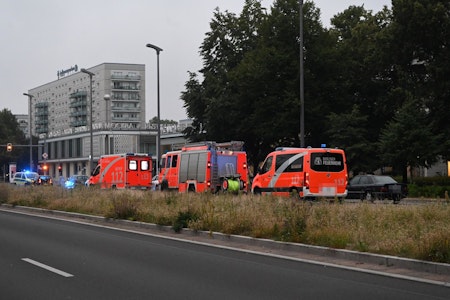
[158,150,181,191]
[159,141,249,193]
[87,153,153,189]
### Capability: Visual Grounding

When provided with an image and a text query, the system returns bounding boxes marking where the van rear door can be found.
[306,151,347,196]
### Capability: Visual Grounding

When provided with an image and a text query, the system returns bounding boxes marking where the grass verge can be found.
[1,183,449,263]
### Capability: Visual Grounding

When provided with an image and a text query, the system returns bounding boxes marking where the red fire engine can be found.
[159,141,248,193]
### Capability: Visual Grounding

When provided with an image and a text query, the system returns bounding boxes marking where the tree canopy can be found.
[180,0,450,180]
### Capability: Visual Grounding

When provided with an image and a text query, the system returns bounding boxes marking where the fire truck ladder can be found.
[211,150,219,189]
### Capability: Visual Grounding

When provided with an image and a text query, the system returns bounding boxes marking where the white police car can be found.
[12,171,39,186]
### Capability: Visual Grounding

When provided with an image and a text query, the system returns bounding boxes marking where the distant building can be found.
[15,114,29,138]
[24,62,189,177]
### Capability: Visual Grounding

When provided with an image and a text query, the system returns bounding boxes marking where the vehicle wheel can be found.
[160,180,168,191]
[364,192,374,202]
[253,187,261,195]
[221,179,229,192]
[290,188,301,200]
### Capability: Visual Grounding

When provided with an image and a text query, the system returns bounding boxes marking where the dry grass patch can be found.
[1,183,449,263]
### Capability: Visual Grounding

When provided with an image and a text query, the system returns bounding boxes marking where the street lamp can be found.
[23,93,34,171]
[104,94,111,155]
[146,43,163,175]
[81,68,95,175]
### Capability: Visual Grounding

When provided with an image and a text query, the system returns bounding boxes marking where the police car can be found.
[12,171,40,186]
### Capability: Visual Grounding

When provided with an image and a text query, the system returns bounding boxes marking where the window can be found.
[275,154,303,173]
[310,153,344,172]
[260,156,273,174]
[141,160,149,171]
[129,160,137,170]
[171,155,178,168]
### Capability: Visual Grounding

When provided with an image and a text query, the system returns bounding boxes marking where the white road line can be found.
[22,258,74,278]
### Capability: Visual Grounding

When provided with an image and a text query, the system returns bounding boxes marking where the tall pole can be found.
[146,43,163,176]
[23,93,34,171]
[81,68,95,175]
[104,94,111,155]
[299,0,305,147]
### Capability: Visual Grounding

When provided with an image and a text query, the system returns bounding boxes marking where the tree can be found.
[378,95,441,183]
[326,105,374,174]
[0,109,27,176]
[387,0,450,161]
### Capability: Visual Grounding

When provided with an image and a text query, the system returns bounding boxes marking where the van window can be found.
[275,154,303,173]
[310,153,344,172]
[260,156,273,174]
[129,160,137,170]
[141,160,149,171]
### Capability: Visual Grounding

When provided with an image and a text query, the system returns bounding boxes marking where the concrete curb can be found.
[2,204,449,279]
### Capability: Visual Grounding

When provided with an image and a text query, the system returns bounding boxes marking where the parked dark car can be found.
[347,175,408,203]
[64,175,89,189]
[38,175,53,185]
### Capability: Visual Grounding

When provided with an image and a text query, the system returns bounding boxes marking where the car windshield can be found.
[25,173,39,179]
[373,176,397,184]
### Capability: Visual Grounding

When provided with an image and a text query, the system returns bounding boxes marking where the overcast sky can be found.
[1,0,390,122]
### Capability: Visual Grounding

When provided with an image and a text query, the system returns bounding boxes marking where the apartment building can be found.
[26,62,158,177]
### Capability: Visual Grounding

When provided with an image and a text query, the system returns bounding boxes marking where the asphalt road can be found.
[1,210,448,300]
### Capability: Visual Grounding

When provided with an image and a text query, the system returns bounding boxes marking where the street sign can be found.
[42,152,48,159]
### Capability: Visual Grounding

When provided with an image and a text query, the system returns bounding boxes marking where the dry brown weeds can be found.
[1,183,449,263]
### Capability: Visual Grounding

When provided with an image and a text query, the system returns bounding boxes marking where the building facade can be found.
[25,62,157,177]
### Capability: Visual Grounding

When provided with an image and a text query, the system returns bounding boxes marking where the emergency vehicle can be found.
[159,141,248,193]
[158,150,181,191]
[251,147,348,200]
[87,153,153,189]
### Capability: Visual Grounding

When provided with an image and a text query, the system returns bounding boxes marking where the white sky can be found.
[0,0,390,122]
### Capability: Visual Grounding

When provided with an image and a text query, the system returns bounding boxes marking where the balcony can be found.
[112,85,140,91]
[70,91,88,98]
[111,74,141,81]
[70,99,87,108]
[70,120,87,127]
[111,106,140,112]
[35,119,48,125]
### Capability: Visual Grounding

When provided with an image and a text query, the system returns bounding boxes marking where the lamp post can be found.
[299,0,305,147]
[104,94,110,155]
[81,68,95,175]
[146,43,163,175]
[23,93,34,171]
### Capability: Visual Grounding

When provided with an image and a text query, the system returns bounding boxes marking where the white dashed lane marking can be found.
[22,258,74,278]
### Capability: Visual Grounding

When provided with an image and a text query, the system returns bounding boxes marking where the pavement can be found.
[1,204,449,287]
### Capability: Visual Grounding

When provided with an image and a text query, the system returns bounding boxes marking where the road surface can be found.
[1,210,448,299]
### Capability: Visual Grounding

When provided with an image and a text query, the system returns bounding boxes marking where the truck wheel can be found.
[161,180,168,191]
[222,179,228,192]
